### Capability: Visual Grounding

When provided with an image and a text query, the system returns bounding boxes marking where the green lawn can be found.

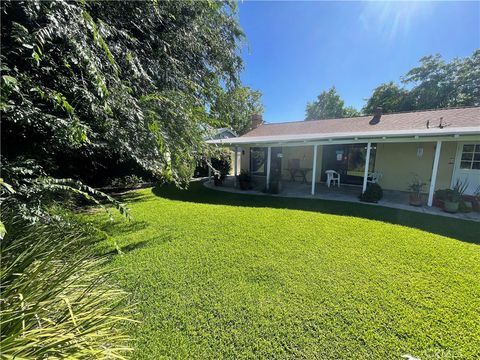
[94,182,480,359]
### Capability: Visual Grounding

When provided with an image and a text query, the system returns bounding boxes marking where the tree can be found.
[1,0,246,187]
[305,87,360,120]
[343,106,361,117]
[362,82,412,114]
[401,54,454,110]
[212,86,263,135]
[363,51,479,113]
[305,86,345,120]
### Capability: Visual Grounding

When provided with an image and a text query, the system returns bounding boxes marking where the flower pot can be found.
[444,200,459,213]
[239,180,250,190]
[459,201,473,213]
[213,177,223,186]
[409,194,423,207]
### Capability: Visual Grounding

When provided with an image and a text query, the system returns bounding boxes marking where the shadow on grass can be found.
[152,182,480,245]
[103,239,152,257]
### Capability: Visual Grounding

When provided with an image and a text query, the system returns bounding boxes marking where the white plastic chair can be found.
[325,170,340,188]
[367,172,382,184]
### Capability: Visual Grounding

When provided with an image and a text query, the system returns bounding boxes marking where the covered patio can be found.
[205,176,480,221]
[206,107,480,221]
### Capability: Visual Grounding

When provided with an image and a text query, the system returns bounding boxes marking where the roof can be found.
[202,127,237,141]
[208,107,480,145]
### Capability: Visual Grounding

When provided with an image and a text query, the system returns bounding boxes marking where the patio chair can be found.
[325,170,340,188]
[367,172,382,184]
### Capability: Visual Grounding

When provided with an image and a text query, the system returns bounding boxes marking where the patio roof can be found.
[208,107,480,145]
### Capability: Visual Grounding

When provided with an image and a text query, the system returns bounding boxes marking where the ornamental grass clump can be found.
[0,217,134,359]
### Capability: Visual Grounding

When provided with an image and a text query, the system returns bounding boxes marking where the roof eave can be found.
[206,127,480,145]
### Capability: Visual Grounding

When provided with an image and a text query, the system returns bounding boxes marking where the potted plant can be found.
[237,170,251,190]
[472,185,480,212]
[444,179,468,213]
[267,169,283,194]
[359,183,383,203]
[433,189,448,208]
[407,175,426,207]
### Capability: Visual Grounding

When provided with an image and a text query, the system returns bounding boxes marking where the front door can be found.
[452,142,480,195]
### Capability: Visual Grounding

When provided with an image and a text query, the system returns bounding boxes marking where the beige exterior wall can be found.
[280,146,323,182]
[374,141,457,192]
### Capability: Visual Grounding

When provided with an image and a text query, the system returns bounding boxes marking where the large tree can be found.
[305,86,360,120]
[212,85,263,135]
[362,82,412,114]
[363,51,480,114]
[1,0,255,187]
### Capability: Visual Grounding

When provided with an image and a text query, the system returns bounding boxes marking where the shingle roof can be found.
[242,107,480,138]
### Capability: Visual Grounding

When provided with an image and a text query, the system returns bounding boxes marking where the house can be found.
[207,107,480,206]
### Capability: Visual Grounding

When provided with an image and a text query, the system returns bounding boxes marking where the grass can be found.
[92,181,480,359]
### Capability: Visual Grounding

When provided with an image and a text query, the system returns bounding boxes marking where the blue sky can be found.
[238,1,480,123]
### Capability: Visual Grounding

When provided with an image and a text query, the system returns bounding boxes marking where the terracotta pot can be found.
[409,194,423,207]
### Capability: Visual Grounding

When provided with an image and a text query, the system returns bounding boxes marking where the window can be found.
[460,144,480,170]
[250,147,267,175]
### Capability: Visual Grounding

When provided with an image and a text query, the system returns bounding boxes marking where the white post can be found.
[233,147,238,187]
[266,146,272,191]
[428,141,442,207]
[208,158,212,183]
[362,142,372,193]
[311,144,318,195]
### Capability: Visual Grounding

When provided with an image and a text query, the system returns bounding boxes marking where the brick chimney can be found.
[369,107,382,125]
[250,114,264,130]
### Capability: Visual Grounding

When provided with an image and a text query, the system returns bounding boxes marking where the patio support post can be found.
[311,144,318,195]
[233,146,238,187]
[427,141,442,207]
[362,142,372,193]
[266,146,272,191]
[208,158,212,183]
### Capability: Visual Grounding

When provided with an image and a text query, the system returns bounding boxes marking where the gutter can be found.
[206,127,480,146]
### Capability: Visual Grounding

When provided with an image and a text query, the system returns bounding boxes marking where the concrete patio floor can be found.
[204,176,480,222]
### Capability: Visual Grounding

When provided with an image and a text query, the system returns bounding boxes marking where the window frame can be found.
[249,147,268,176]
[459,144,480,170]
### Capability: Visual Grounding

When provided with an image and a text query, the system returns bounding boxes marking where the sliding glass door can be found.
[321,144,376,185]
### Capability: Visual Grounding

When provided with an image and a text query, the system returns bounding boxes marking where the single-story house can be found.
[208,107,480,206]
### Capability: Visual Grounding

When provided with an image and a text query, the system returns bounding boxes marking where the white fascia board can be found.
[206,127,480,146]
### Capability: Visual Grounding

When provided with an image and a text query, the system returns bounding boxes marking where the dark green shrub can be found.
[237,170,252,190]
[212,154,232,185]
[111,174,144,188]
[360,183,383,203]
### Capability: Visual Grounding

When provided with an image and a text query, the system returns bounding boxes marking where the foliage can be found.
[0,216,133,359]
[211,152,232,182]
[364,51,480,114]
[89,183,480,358]
[407,174,427,195]
[342,105,361,117]
[212,85,264,135]
[305,86,345,120]
[445,179,469,203]
[363,82,413,114]
[305,86,360,120]
[111,175,145,189]
[237,170,251,182]
[359,183,383,203]
[1,0,247,187]
[1,158,129,223]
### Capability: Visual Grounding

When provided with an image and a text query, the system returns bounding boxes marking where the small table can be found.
[287,168,312,184]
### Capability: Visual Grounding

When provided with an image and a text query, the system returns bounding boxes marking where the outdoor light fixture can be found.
[417,147,424,158]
